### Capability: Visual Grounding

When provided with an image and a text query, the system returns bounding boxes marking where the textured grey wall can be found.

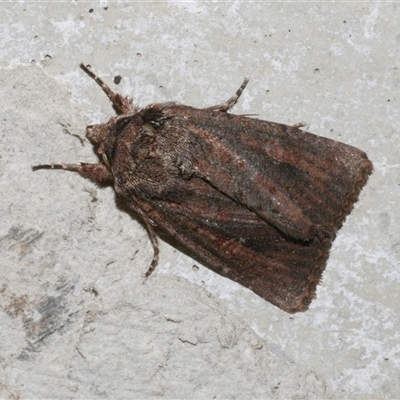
[1,2,398,398]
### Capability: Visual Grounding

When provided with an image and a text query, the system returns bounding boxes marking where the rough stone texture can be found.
[1,2,399,399]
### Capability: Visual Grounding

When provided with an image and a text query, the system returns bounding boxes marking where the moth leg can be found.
[204,78,249,112]
[142,222,160,279]
[130,206,160,279]
[32,162,113,184]
[292,121,307,129]
[79,63,137,115]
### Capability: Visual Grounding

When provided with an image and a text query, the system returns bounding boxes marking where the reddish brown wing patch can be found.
[161,106,372,241]
[128,175,331,313]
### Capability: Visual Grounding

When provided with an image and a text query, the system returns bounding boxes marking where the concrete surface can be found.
[1,2,399,399]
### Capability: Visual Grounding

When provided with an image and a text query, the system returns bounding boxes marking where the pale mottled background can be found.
[1,2,399,399]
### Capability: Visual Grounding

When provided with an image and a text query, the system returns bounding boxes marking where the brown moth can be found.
[33,64,373,313]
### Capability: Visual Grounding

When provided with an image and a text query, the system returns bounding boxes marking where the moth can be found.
[33,64,373,313]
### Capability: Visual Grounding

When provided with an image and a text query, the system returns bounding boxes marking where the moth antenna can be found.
[205,77,250,112]
[79,63,136,115]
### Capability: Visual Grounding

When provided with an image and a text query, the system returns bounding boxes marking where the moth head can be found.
[86,115,142,171]
[85,117,118,169]
[86,121,111,146]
